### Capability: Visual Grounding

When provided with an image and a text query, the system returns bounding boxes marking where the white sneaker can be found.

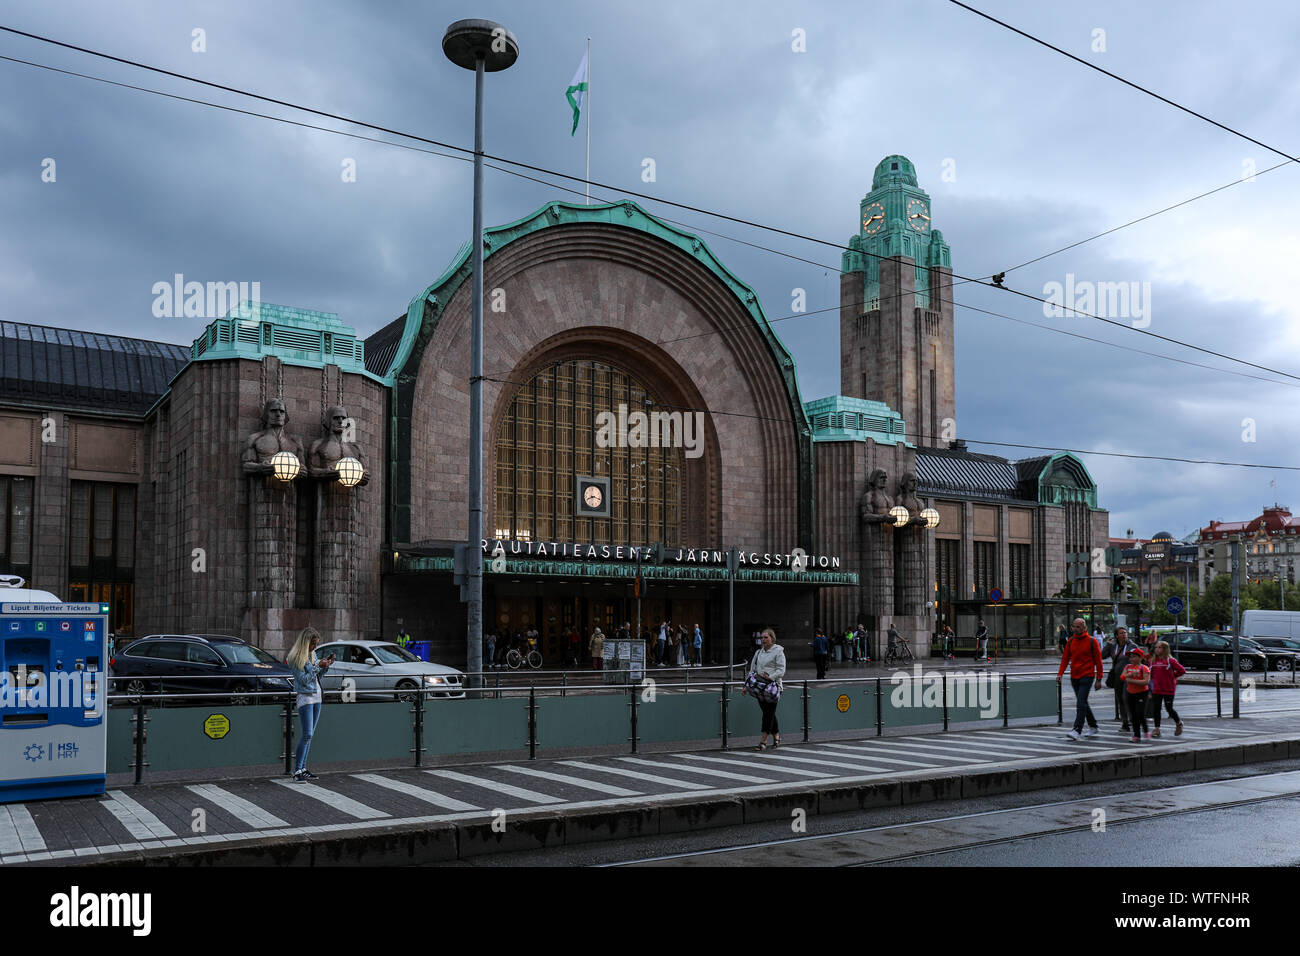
[1067,729,1082,740]
[1082,727,1098,737]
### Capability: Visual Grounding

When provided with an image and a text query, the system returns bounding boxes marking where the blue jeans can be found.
[1071,677,1098,733]
[295,702,322,772]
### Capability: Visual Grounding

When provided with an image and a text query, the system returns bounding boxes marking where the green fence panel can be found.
[424,698,530,755]
[537,694,629,751]
[726,688,802,739]
[637,691,720,744]
[808,683,877,734]
[306,701,414,763]
[141,705,285,772]
[1007,678,1060,719]
[106,708,136,774]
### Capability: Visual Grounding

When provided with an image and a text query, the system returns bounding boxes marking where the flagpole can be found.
[585,36,591,205]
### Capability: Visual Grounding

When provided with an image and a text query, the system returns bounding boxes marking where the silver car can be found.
[315,641,465,700]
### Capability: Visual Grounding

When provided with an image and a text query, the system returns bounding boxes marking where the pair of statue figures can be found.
[241,399,368,484]
[861,467,924,524]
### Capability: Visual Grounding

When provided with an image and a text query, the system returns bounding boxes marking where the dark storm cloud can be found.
[1,0,1296,539]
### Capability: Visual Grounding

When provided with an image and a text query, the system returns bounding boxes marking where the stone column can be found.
[314,480,357,609]
[247,477,297,608]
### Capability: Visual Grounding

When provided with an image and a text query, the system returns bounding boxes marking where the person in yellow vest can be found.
[396,627,412,650]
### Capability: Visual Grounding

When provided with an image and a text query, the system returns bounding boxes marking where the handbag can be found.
[744,669,782,702]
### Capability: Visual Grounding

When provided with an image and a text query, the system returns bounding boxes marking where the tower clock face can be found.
[907,198,930,232]
[861,201,885,235]
[583,484,603,508]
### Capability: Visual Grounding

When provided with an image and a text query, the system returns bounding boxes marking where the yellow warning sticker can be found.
[836,694,851,713]
[204,714,230,739]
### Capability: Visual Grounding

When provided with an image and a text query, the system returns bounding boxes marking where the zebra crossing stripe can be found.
[496,765,642,797]
[424,769,566,804]
[678,754,834,778]
[271,779,390,819]
[734,750,896,773]
[615,757,775,784]
[816,744,951,769]
[102,790,176,840]
[186,784,289,829]
[353,774,480,812]
[0,805,46,854]
[557,760,713,791]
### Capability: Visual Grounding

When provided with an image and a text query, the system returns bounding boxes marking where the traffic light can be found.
[648,542,664,565]
[1112,573,1125,593]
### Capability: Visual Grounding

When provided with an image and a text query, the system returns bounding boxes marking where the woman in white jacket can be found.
[743,628,787,749]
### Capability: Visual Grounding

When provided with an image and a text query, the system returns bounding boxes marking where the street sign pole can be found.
[1231,536,1241,718]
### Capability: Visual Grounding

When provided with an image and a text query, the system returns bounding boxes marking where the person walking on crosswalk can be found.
[1056,618,1103,740]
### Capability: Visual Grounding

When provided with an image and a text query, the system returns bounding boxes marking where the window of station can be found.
[68,481,136,637]
[0,476,34,582]
[494,359,683,546]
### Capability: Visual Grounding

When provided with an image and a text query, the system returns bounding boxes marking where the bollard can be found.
[802,680,810,742]
[942,673,949,731]
[629,683,639,754]
[412,687,425,767]
[282,702,294,776]
[875,677,883,736]
[132,703,149,785]
[528,684,537,760]
[1057,677,1063,725]
[1216,672,1222,718]
[1002,673,1009,728]
[721,682,730,750]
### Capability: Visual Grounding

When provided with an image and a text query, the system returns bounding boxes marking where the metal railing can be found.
[102,670,1061,785]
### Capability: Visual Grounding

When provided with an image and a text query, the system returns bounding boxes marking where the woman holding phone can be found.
[286,626,334,781]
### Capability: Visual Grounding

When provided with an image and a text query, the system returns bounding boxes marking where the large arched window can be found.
[494,359,682,546]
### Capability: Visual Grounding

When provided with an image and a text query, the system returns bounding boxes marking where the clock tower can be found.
[841,155,954,447]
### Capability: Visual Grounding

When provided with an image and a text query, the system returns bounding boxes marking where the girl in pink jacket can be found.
[1149,641,1186,737]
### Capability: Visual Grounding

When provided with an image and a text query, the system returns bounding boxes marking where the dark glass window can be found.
[494,360,682,547]
[68,481,136,637]
[1009,544,1031,598]
[0,476,34,579]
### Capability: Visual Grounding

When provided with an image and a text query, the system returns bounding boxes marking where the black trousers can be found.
[1126,692,1149,735]
[1151,693,1179,727]
[757,697,780,735]
[814,653,827,680]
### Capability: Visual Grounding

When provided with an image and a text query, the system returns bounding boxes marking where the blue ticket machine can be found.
[0,602,109,802]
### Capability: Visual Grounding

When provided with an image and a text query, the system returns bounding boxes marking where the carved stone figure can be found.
[309,405,369,484]
[896,470,924,520]
[241,399,305,476]
[860,468,895,523]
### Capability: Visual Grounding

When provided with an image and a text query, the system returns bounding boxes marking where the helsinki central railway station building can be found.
[0,155,1113,665]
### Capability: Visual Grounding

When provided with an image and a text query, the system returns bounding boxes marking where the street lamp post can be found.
[443,20,519,689]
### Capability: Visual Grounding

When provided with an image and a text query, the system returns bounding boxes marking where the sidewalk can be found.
[5,713,1297,867]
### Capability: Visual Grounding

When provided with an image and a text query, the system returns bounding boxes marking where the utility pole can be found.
[1231,535,1241,718]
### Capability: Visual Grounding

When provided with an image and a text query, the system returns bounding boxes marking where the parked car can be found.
[1251,636,1300,655]
[1238,637,1298,672]
[1241,609,1300,642]
[1164,631,1268,673]
[315,640,465,700]
[109,634,294,704]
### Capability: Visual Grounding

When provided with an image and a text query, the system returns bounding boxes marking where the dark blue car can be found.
[109,634,294,705]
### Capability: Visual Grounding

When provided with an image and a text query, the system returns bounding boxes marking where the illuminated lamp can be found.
[335,457,365,487]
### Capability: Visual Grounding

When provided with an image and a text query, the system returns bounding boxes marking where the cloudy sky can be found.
[2,0,1297,541]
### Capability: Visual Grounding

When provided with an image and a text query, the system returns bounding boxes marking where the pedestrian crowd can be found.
[1059,618,1186,742]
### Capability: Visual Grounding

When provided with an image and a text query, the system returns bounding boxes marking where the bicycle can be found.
[885,637,915,667]
[505,646,543,670]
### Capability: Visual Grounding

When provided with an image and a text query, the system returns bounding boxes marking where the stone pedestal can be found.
[241,607,365,660]
[247,476,297,608]
[314,480,359,609]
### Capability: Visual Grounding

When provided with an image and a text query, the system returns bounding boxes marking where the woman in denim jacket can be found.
[286,627,334,781]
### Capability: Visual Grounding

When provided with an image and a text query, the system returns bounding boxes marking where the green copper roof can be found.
[189,302,382,380]
[873,155,918,189]
[1033,452,1099,509]
[804,395,912,446]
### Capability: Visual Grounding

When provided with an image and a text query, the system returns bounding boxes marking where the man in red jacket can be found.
[1056,617,1104,740]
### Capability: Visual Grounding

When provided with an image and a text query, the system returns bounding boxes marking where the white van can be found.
[1241,610,1300,641]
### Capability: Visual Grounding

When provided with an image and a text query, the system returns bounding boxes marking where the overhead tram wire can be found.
[947,1,1300,166]
[476,371,1300,472]
[4,25,1299,384]
[3,55,1289,401]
